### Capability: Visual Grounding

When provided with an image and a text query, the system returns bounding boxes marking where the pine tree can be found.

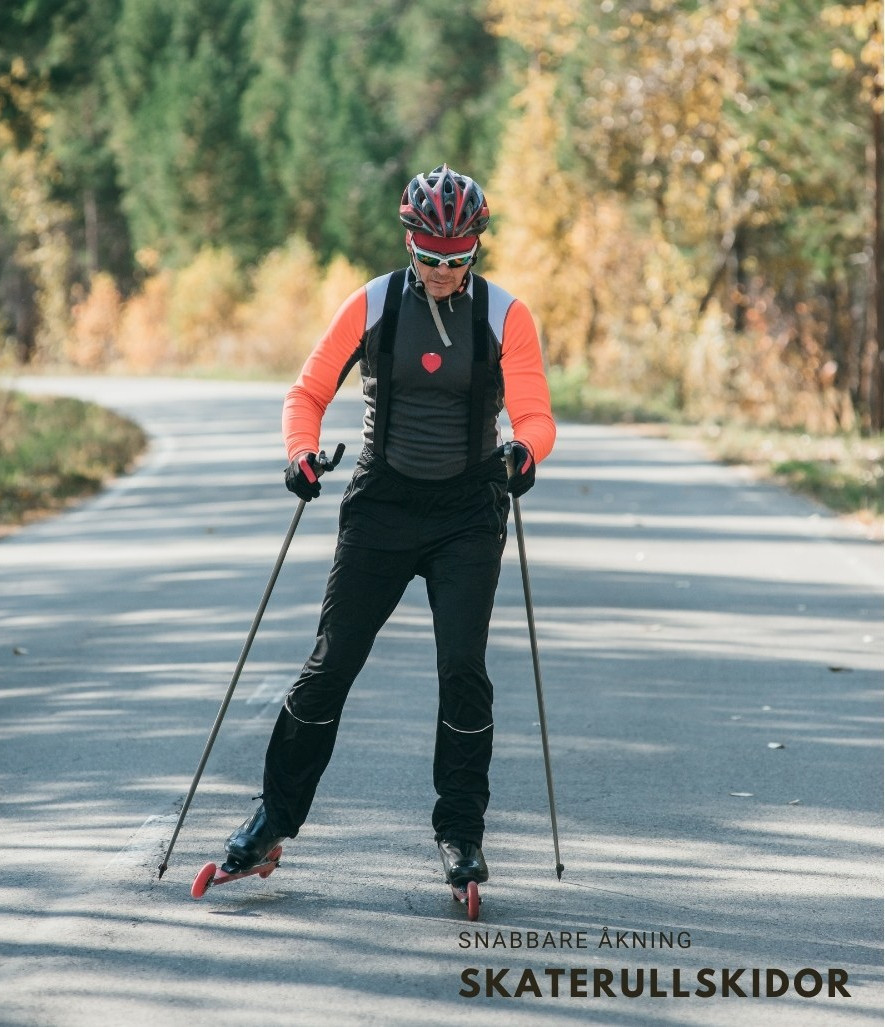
[105,0,270,266]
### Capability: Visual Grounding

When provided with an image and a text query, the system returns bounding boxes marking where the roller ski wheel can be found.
[439,840,487,921]
[451,879,482,921]
[190,845,283,900]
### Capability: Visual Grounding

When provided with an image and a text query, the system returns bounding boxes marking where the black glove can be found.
[284,451,322,501]
[501,441,535,498]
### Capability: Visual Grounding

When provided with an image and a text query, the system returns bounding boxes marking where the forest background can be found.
[0,0,882,453]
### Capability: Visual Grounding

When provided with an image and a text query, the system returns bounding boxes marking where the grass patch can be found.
[690,424,883,521]
[0,390,148,528]
[548,365,675,424]
[772,458,881,515]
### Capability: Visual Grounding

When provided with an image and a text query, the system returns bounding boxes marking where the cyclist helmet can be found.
[399,164,490,238]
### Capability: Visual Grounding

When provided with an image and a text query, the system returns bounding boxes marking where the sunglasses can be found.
[411,241,477,269]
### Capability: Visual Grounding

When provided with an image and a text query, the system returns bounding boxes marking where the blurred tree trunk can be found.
[84,188,99,275]
[6,266,37,362]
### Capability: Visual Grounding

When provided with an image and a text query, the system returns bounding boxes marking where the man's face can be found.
[408,235,478,300]
[412,255,472,300]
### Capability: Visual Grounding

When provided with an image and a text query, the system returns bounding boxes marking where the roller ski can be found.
[439,839,488,922]
[191,803,285,899]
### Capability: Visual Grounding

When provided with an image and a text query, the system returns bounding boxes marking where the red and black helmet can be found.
[399,164,490,238]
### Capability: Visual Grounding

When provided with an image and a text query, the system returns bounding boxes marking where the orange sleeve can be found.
[500,300,556,463]
[282,287,367,460]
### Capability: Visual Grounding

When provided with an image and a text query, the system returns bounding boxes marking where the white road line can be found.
[245,674,291,706]
[104,677,290,874]
[103,814,179,872]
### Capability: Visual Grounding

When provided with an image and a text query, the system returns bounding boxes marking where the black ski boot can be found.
[222,803,284,873]
[438,839,489,888]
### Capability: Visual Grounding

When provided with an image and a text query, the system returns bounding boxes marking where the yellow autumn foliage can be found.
[115,271,173,372]
[482,0,874,429]
[167,247,244,366]
[0,63,72,363]
[85,237,367,376]
[234,238,366,374]
[67,273,121,368]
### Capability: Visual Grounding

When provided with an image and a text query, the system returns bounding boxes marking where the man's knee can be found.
[440,716,494,739]
[285,675,350,725]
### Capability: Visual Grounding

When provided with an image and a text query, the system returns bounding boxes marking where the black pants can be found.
[262,448,509,846]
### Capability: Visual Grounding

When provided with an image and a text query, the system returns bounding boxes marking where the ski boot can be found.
[190,804,285,899]
[439,839,488,921]
[222,803,284,873]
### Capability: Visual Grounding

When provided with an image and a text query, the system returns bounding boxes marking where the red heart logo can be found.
[422,352,442,373]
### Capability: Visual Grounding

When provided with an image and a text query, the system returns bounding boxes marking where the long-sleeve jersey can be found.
[283,269,556,480]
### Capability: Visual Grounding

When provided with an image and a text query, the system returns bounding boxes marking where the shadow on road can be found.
[0,381,880,1025]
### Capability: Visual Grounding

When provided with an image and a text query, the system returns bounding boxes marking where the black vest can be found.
[372,269,490,467]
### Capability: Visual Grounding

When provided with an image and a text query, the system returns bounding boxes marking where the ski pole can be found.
[158,443,345,879]
[503,443,565,880]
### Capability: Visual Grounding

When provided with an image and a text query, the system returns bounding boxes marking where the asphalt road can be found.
[0,375,881,1027]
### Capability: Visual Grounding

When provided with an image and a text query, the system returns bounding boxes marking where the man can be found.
[223,164,556,891]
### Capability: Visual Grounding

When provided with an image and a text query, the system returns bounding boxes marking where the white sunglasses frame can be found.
[410,240,478,269]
